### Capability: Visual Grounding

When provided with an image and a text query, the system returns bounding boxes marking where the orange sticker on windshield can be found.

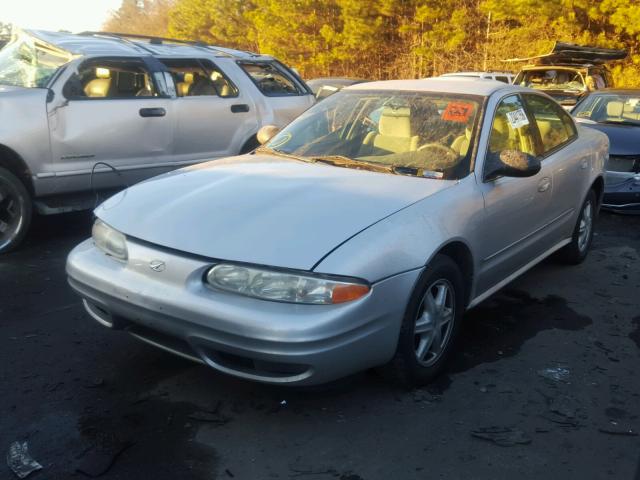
[442,102,474,123]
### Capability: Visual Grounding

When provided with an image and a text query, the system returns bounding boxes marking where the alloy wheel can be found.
[0,181,23,251]
[413,279,456,367]
[577,200,593,253]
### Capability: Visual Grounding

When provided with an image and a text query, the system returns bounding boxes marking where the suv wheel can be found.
[0,166,32,254]
[557,189,596,265]
[386,254,465,387]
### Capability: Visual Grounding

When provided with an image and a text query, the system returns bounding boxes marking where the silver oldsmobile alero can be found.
[67,78,607,386]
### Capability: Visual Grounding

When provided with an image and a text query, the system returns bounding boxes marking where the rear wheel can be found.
[0,166,32,254]
[386,255,465,387]
[557,189,596,265]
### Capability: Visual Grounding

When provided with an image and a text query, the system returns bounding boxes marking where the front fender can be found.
[313,175,484,284]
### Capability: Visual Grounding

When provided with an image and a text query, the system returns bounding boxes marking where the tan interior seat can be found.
[488,116,512,152]
[176,72,194,97]
[606,101,624,119]
[363,106,419,154]
[451,127,472,156]
[623,103,640,120]
[83,67,111,98]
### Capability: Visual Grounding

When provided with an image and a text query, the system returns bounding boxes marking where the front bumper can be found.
[603,174,640,214]
[66,239,420,385]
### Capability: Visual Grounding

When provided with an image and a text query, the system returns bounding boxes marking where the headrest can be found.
[84,78,110,97]
[537,120,552,137]
[607,101,623,117]
[379,106,412,137]
[95,67,110,79]
[184,72,194,83]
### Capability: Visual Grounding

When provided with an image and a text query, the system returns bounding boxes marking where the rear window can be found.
[237,61,303,96]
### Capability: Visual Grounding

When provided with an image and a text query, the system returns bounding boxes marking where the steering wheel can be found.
[417,143,457,157]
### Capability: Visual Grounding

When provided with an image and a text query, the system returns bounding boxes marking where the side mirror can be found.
[257,125,280,145]
[485,150,541,181]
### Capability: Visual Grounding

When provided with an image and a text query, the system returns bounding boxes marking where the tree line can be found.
[105,0,640,85]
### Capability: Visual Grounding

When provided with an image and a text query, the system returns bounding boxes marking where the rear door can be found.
[158,58,258,160]
[48,56,174,193]
[475,94,556,294]
[522,93,585,238]
[236,60,314,126]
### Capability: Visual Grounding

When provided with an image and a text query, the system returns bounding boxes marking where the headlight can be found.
[206,263,370,304]
[92,219,128,260]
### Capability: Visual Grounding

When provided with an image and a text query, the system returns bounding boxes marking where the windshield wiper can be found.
[309,155,394,174]
[255,145,313,162]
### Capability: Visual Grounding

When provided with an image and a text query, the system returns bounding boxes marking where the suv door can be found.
[475,94,555,294]
[159,58,257,160]
[48,56,174,193]
[522,93,585,238]
[236,60,314,126]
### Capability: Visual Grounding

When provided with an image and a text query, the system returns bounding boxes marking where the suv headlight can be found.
[92,219,128,260]
[206,263,370,304]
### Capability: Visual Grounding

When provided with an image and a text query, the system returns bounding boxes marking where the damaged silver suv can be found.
[0,29,314,253]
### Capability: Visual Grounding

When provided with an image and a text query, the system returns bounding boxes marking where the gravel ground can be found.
[0,210,638,480]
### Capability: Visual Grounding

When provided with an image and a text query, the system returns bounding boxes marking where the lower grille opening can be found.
[207,349,308,378]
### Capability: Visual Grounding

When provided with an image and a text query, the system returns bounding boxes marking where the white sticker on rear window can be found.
[506,108,529,129]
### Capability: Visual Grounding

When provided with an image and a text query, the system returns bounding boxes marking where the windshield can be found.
[0,34,71,88]
[265,90,483,179]
[515,69,585,92]
[573,93,640,125]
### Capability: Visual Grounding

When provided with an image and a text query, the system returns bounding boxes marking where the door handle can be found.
[230,104,250,113]
[538,177,551,192]
[139,107,166,117]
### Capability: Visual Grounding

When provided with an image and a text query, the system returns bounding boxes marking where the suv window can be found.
[496,76,509,83]
[238,61,301,96]
[159,58,238,98]
[63,58,156,99]
[486,95,537,161]
[523,94,577,154]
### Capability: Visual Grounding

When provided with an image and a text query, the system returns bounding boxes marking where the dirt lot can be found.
[0,211,638,480]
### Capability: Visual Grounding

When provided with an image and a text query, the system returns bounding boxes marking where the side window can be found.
[158,58,238,98]
[523,94,577,155]
[486,95,537,158]
[238,61,301,96]
[63,58,156,99]
[496,76,509,84]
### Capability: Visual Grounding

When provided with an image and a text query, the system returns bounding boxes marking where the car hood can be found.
[577,121,640,156]
[96,154,454,270]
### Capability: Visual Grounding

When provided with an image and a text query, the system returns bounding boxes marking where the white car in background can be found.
[440,72,515,84]
[0,29,315,253]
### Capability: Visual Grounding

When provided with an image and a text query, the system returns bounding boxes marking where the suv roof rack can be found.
[78,31,257,58]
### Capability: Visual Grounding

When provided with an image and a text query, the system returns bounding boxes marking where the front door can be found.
[475,94,555,295]
[48,56,174,193]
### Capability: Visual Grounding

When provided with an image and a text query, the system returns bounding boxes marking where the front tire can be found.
[0,166,32,254]
[557,189,596,265]
[386,254,465,387]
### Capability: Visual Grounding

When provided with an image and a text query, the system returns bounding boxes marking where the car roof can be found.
[584,88,640,95]
[519,65,590,71]
[24,29,267,60]
[441,71,513,76]
[345,77,518,97]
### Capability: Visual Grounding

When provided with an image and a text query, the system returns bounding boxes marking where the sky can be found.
[1,0,123,33]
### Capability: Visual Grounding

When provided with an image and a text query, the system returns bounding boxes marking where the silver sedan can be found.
[67,78,607,386]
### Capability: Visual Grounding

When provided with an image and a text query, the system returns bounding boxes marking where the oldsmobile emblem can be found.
[149,260,166,272]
